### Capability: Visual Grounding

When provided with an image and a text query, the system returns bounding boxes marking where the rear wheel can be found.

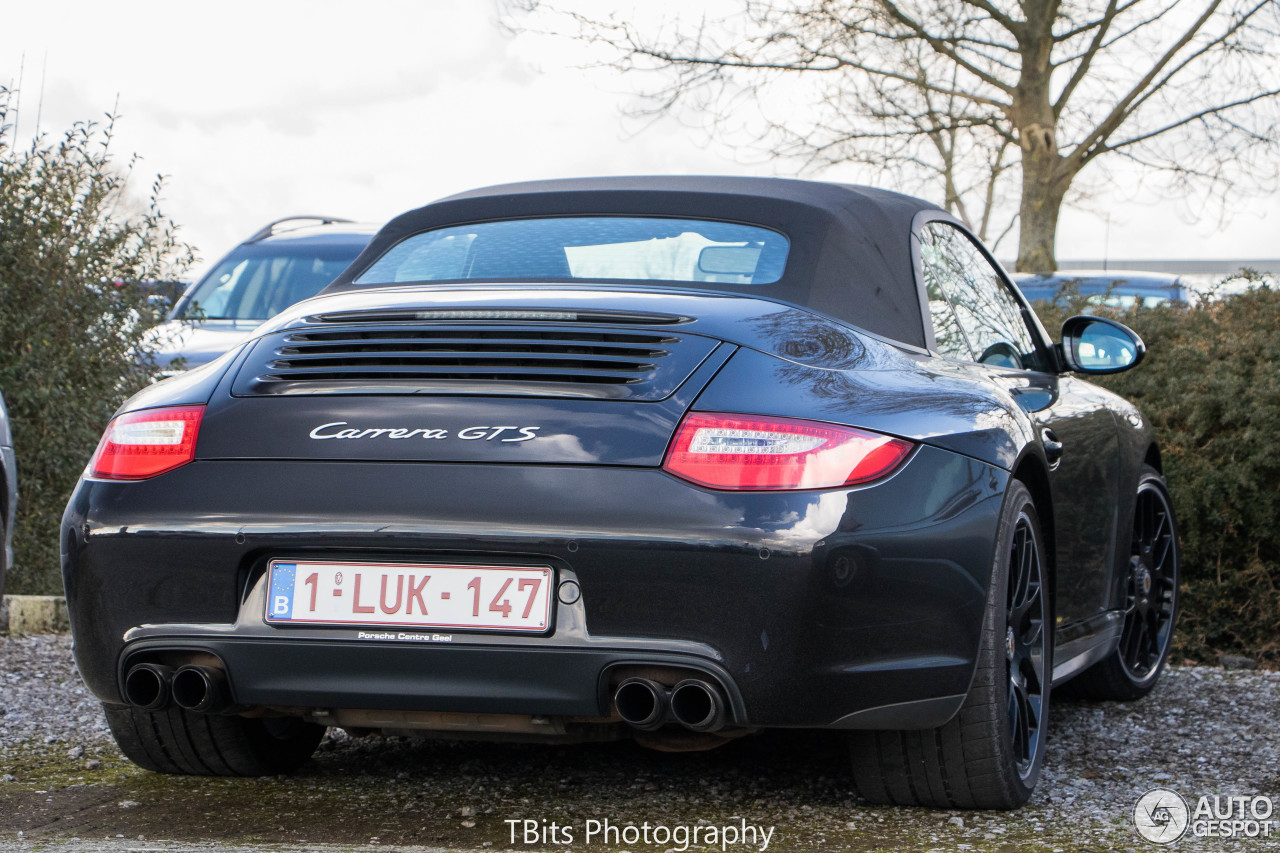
[849,479,1050,809]
[1063,465,1178,701]
[104,704,324,776]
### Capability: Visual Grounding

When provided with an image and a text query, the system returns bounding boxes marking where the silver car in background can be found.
[0,390,16,597]
[152,217,376,374]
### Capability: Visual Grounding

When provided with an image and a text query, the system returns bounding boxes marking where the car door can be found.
[916,220,1122,634]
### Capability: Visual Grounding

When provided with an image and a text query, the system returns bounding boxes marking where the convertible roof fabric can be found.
[324,176,942,348]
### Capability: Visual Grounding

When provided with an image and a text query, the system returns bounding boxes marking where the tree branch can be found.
[627,43,1012,108]
[960,0,1021,35]
[1052,0,1152,40]
[1092,89,1280,159]
[871,1,1016,93]
[1067,0,1249,169]
[1098,2,1271,127]
[1052,0,1121,117]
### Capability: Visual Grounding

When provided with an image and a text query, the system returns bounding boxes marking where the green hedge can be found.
[0,95,191,597]
[1035,281,1280,664]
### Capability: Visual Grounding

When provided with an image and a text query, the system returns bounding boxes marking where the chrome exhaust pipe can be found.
[669,679,727,732]
[123,663,174,711]
[170,664,231,713]
[613,677,668,731]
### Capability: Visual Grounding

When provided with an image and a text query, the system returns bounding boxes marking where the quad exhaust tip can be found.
[613,677,667,731]
[123,663,174,711]
[613,676,729,732]
[669,679,727,732]
[170,664,231,713]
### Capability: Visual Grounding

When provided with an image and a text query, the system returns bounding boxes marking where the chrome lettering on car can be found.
[457,426,540,442]
[308,422,539,442]
[309,422,448,440]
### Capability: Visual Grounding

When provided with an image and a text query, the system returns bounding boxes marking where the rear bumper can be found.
[117,635,748,721]
[62,446,1006,729]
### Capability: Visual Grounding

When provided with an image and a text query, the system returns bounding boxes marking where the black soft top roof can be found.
[323,176,944,348]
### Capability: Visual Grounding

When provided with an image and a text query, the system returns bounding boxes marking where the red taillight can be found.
[88,405,205,480]
[662,412,912,491]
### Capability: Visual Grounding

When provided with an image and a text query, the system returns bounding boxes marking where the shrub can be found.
[0,91,192,596]
[1034,279,1280,664]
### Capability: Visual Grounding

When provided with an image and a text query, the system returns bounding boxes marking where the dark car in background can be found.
[1012,270,1192,308]
[63,178,1179,811]
[150,216,375,374]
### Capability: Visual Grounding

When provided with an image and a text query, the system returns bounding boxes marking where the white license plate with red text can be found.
[265,560,553,632]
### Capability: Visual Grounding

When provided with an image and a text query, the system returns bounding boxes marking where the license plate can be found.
[265,560,553,632]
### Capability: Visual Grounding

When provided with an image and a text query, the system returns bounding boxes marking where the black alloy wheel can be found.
[1119,479,1178,683]
[1006,512,1047,781]
[1063,464,1179,701]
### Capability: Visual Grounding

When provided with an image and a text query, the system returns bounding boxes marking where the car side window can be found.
[921,261,973,361]
[919,222,1045,371]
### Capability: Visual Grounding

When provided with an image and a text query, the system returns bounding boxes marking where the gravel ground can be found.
[2,633,1278,852]
[0,635,110,750]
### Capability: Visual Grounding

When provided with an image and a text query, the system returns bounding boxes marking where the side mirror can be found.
[1060,315,1145,374]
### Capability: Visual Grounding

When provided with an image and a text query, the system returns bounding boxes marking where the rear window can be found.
[353,217,789,286]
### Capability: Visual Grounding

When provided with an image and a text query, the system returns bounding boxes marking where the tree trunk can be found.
[1016,146,1067,272]
[1013,0,1070,273]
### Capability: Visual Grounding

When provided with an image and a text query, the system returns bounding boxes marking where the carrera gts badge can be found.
[309,423,540,442]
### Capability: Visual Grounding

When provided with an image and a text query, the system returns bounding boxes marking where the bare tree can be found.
[509,1,1280,271]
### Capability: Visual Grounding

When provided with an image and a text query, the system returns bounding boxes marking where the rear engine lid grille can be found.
[231,323,721,400]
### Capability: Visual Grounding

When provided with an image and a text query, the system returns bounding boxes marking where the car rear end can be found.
[66,185,1022,759]
[63,286,1010,743]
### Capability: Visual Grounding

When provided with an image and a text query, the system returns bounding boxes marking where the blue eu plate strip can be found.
[268,562,296,620]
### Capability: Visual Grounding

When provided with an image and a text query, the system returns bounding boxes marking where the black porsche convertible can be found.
[62,177,1178,810]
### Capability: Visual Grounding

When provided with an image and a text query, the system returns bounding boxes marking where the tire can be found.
[849,479,1050,809]
[1062,465,1179,701]
[104,704,325,776]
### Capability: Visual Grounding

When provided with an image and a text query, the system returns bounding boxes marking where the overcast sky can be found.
[4,0,1277,276]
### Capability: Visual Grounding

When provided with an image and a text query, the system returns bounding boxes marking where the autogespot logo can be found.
[1134,788,1277,843]
[1134,789,1190,844]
